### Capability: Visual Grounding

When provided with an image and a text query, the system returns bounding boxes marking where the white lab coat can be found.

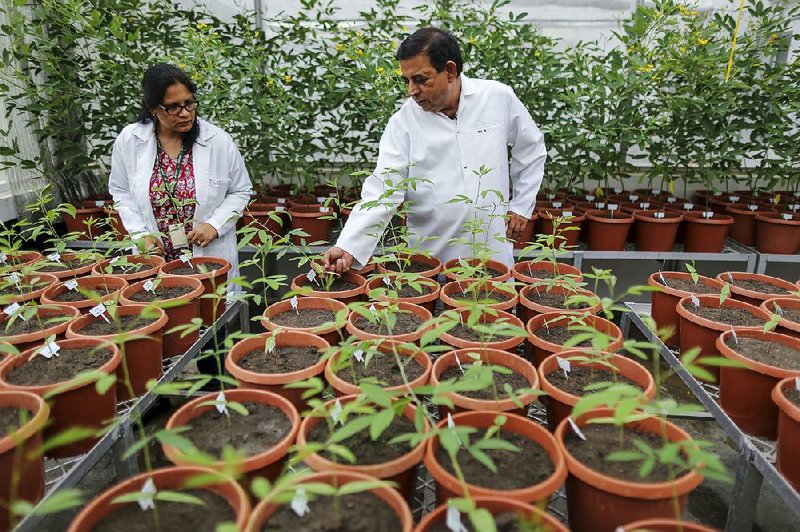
[109,118,253,285]
[336,75,546,269]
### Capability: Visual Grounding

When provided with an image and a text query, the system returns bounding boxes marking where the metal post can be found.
[724,446,763,532]
[253,0,263,33]
[111,421,140,480]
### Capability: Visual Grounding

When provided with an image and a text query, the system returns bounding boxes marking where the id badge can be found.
[168,223,189,249]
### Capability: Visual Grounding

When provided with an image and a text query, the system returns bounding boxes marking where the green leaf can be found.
[370,408,396,440]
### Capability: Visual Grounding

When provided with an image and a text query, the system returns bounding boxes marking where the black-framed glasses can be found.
[159,99,199,116]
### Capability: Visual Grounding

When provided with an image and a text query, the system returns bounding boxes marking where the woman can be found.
[109,63,252,286]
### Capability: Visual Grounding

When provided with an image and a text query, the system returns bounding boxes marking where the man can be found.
[323,27,546,273]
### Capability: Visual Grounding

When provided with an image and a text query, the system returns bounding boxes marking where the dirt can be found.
[2,313,72,336]
[77,315,158,336]
[335,351,424,387]
[435,429,554,490]
[533,325,594,347]
[0,406,30,434]
[564,423,689,483]
[427,512,529,532]
[52,285,116,302]
[270,308,338,329]
[307,412,416,465]
[353,312,424,336]
[182,401,292,458]
[524,290,591,311]
[448,265,506,280]
[731,278,792,295]
[764,304,800,325]
[439,365,531,400]
[519,267,559,280]
[546,366,642,396]
[236,346,322,374]
[444,321,512,344]
[657,277,719,295]
[382,259,434,274]
[170,261,226,275]
[683,305,765,327]
[0,280,48,296]
[127,285,195,302]
[38,258,87,272]
[261,491,402,532]
[102,262,147,274]
[377,282,434,299]
[453,288,512,304]
[785,388,800,408]
[723,336,800,371]
[93,488,236,532]
[309,277,359,293]
[6,346,114,386]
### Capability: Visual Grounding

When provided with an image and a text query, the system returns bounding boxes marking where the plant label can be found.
[455,355,464,374]
[290,295,299,312]
[630,195,639,202]
[683,202,694,210]
[0,253,6,264]
[179,254,193,266]
[353,349,364,363]
[702,211,714,219]
[127,246,138,255]
[46,252,61,263]
[562,211,573,217]
[316,196,327,203]
[319,207,330,213]
[795,377,800,392]
[774,303,784,316]
[143,279,155,293]
[306,269,317,284]
[748,204,758,211]
[783,213,793,221]
[445,507,468,532]
[607,203,618,211]
[690,294,700,307]
[369,304,376,315]
[568,417,587,441]
[667,197,677,203]
[658,271,666,284]
[215,391,228,415]
[729,195,740,202]
[109,256,121,265]
[3,302,24,320]
[556,356,571,378]
[7,272,22,288]
[613,187,623,194]
[727,272,734,283]
[447,412,456,430]
[552,201,562,208]
[653,211,665,219]
[640,202,650,210]
[39,342,61,359]
[95,200,106,207]
[266,336,276,353]
[89,303,111,323]
[331,399,343,425]
[586,195,595,201]
[651,188,660,195]
[275,205,285,212]
[731,328,738,344]
[138,478,157,511]
[277,197,287,204]
[290,488,309,517]
[65,279,79,291]
[595,202,606,210]
[383,276,393,288]
[713,191,722,197]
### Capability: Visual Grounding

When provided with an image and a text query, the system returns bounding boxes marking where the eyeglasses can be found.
[158,99,199,116]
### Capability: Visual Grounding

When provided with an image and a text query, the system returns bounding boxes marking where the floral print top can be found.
[149,145,196,261]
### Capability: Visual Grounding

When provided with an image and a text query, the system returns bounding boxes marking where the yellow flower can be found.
[402,26,409,32]
[376,66,385,74]
[394,67,402,76]
[196,22,208,30]
[391,40,397,48]
[679,46,686,53]
[534,51,541,57]
[637,63,655,73]
[697,38,709,46]
[356,49,363,56]
[336,43,344,52]
[284,75,292,83]
[679,5,687,14]
[627,46,633,53]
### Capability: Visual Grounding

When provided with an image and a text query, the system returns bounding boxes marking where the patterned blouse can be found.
[149,145,196,261]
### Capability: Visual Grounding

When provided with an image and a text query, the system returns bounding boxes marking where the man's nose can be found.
[407,80,419,96]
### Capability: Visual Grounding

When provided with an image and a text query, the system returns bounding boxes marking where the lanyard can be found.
[156,141,188,224]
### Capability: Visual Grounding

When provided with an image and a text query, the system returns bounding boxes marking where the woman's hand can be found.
[142,236,164,255]
[187,223,219,248]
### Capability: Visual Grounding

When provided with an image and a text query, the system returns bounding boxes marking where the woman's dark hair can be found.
[135,63,200,146]
[396,27,463,75]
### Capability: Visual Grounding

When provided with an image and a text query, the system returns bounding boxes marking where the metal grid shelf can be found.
[620,302,800,532]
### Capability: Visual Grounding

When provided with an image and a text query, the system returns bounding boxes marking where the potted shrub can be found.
[40,275,128,313]
[442,258,511,282]
[0,272,59,305]
[159,256,232,325]
[365,274,440,314]
[632,210,683,251]
[345,301,432,345]
[754,211,800,254]
[91,255,165,282]
[760,297,800,338]
[0,303,80,354]
[439,279,518,313]
[375,252,442,278]
[525,311,624,367]
[647,269,723,346]
[584,208,634,251]
[682,211,734,253]
[415,496,567,532]
[436,308,525,354]
[261,296,348,346]
[772,377,800,491]
[511,259,582,286]
[726,203,776,246]
[36,251,101,280]
[290,270,366,304]
[716,271,799,307]
[518,284,601,324]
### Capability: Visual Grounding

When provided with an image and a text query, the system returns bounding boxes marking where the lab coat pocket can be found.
[206,177,230,207]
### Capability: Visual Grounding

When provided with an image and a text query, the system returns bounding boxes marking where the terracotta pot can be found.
[430,348,539,417]
[261,296,347,346]
[664,203,706,244]
[63,206,104,240]
[375,253,443,279]
[0,304,80,354]
[159,256,231,325]
[512,212,539,249]
[716,329,800,438]
[350,259,375,277]
[682,211,734,253]
[772,377,800,491]
[0,251,43,274]
[68,466,251,532]
[439,279,518,312]
[632,210,682,252]
[512,260,583,286]
[163,388,299,482]
[716,271,799,307]
[536,209,585,249]
[36,252,100,280]
[760,297,800,338]
[0,338,121,457]
[609,193,642,204]
[244,470,413,532]
[66,304,168,400]
[0,272,58,305]
[675,295,769,382]
[555,409,704,532]
[226,331,330,412]
[525,312,624,368]
[119,276,204,357]
[415,496,568,532]
[325,339,432,396]
[574,201,608,214]
[619,518,718,532]
[443,258,511,282]
[346,301,432,344]
[539,350,656,432]
[707,195,745,215]
[726,204,775,246]
[0,391,48,531]
[288,204,334,245]
[584,209,634,251]
[518,284,601,325]
[103,209,128,241]
[620,201,660,214]
[365,274,440,314]
[241,203,290,244]
[40,275,129,312]
[297,395,429,499]
[91,255,165,282]
[290,271,366,304]
[536,200,574,214]
[647,271,724,346]
[755,212,800,254]
[424,411,567,504]
[439,307,525,354]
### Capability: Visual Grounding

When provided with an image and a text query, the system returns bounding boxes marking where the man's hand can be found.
[187,223,219,248]
[322,246,354,274]
[142,236,164,255]
[506,211,529,242]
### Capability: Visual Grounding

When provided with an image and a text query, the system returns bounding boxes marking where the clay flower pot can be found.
[439,279,518,312]
[633,210,683,251]
[376,253,443,279]
[66,304,168,400]
[159,256,231,325]
[555,409,704,532]
[538,350,656,432]
[525,312,624,368]
[0,272,58,305]
[755,212,800,254]
[584,209,634,251]
[513,212,539,249]
[40,275,129,313]
[226,331,330,412]
[716,271,799,307]
[430,348,539,417]
[682,211,734,253]
[365,274,441,314]
[62,205,104,240]
[241,202,290,243]
[647,271,724,346]
[675,295,770,382]
[68,466,251,532]
[289,204,334,245]
[0,391,48,532]
[163,388,300,482]
[537,208,585,249]
[0,304,80,354]
[261,296,347,346]
[772,377,800,491]
[438,308,525,354]
[244,471,414,532]
[443,258,511,282]
[297,395,430,499]
[511,260,583,286]
[760,297,800,338]
[518,284,601,324]
[36,251,100,280]
[290,271,366,304]
[716,329,800,438]
[424,411,567,504]
[619,518,718,532]
[119,276,204,357]
[346,301,432,344]
[0,251,43,274]
[726,204,775,246]
[415,496,567,532]
[91,255,165,282]
[0,338,121,457]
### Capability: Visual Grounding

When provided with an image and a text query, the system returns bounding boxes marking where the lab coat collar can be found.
[129,118,218,146]
[460,74,477,97]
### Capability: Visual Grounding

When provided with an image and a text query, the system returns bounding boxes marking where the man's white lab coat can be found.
[336,75,546,269]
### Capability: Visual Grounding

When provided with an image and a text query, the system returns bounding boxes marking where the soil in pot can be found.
[533,325,594,347]
[383,283,435,299]
[434,428,554,489]
[261,491,402,532]
[682,305,765,327]
[722,336,800,370]
[92,489,236,532]
[4,347,114,386]
[353,312,424,336]
[730,278,793,296]
[381,259,436,274]
[335,352,424,387]
[439,365,530,400]
[236,346,322,374]
[38,257,90,273]
[445,322,511,343]
[126,285,195,302]
[102,262,147,275]
[546,367,641,396]
[307,413,415,465]
[77,315,158,336]
[0,279,50,297]
[51,285,116,303]
[655,277,719,294]
[0,406,29,432]
[523,291,591,312]
[785,388,800,408]
[308,277,361,293]
[453,289,512,305]
[169,261,227,275]
[2,313,72,337]
[425,512,536,532]
[269,308,337,329]
[771,307,800,324]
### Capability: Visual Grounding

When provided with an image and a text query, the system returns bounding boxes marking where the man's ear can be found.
[445,60,458,81]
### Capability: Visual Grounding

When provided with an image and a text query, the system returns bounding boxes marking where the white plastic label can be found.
[65,279,79,291]
[774,304,784,316]
[455,355,464,374]
[630,195,639,202]
[95,200,106,207]
[731,328,738,344]
[729,195,740,202]
[556,356,571,378]
[316,196,327,203]
[369,304,376,315]
[138,478,156,511]
[651,188,660,195]
[0,253,6,264]
[653,211,665,219]
[46,252,61,263]
[7,272,21,287]
[690,294,700,307]
[39,342,61,359]
[795,377,800,392]
[727,272,735,283]
[275,205,286,212]
[266,336,275,353]
[353,349,364,363]
[109,256,121,265]
[290,295,298,310]
[562,211,573,217]
[607,204,618,211]
[446,507,468,532]
[568,417,587,441]
[586,195,595,201]
[658,271,666,283]
[447,412,456,430]
[143,279,155,293]
[179,254,193,265]
[277,197,287,204]
[613,187,623,194]
[640,202,650,210]
[3,303,24,319]
[331,399,343,425]
[319,207,330,213]
[215,391,228,415]
[713,191,722,196]
[552,201,562,208]
[127,246,138,255]
[383,276,393,288]
[684,203,694,210]
[667,197,677,203]
[748,204,758,211]
[291,488,309,517]
[89,304,110,323]
[783,213,793,221]
[306,269,317,284]
[702,211,714,219]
